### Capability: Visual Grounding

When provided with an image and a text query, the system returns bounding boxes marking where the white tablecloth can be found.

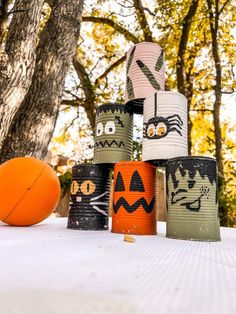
[0,218,236,314]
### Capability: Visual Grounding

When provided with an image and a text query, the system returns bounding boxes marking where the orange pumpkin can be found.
[112,161,157,235]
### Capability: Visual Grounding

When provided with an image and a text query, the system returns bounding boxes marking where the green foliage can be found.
[132,140,142,161]
[58,171,72,197]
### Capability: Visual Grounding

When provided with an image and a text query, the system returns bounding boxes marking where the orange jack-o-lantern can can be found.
[112,161,157,235]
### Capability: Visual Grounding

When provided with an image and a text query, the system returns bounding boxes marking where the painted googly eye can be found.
[96,122,103,137]
[80,180,96,195]
[147,124,155,137]
[156,122,167,136]
[105,121,116,134]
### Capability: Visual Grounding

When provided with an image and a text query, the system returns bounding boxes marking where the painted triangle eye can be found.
[114,171,125,191]
[130,171,145,192]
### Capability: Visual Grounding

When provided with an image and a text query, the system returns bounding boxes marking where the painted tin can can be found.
[67,164,111,230]
[93,103,133,164]
[112,161,157,235]
[142,91,188,164]
[166,156,221,241]
[125,42,165,114]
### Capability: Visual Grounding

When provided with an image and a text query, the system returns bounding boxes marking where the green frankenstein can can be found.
[93,103,133,164]
[166,156,221,241]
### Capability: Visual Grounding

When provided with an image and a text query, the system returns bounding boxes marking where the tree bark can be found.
[176,0,199,155]
[206,0,224,179]
[0,0,84,162]
[0,0,10,47]
[0,0,44,150]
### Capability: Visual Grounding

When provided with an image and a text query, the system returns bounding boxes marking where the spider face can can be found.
[67,164,111,230]
[142,91,188,164]
[93,103,133,164]
[125,42,165,114]
[112,161,157,235]
[166,156,221,241]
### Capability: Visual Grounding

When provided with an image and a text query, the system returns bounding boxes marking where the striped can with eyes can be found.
[67,164,111,230]
[125,42,165,114]
[112,161,157,235]
[166,156,220,241]
[93,103,133,164]
[142,92,188,164]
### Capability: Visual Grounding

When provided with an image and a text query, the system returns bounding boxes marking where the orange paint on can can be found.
[112,161,157,235]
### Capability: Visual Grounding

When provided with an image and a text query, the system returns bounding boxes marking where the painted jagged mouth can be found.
[95,140,125,148]
[113,196,155,214]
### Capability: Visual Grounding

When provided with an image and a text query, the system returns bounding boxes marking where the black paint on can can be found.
[166,156,220,241]
[67,164,111,230]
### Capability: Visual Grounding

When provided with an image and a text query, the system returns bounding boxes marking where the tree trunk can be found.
[206,0,224,179]
[0,0,84,162]
[73,55,96,130]
[176,0,199,155]
[0,0,10,47]
[0,0,44,151]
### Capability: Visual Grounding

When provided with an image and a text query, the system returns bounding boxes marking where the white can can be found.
[142,91,188,162]
[125,42,165,114]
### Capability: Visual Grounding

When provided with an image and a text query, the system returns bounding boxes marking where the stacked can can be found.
[67,164,111,230]
[125,42,165,114]
[93,103,133,164]
[142,91,188,164]
[112,161,157,235]
[166,157,220,241]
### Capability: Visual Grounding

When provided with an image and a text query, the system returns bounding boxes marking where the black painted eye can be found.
[188,180,195,189]
[115,171,125,191]
[96,122,103,136]
[130,171,145,192]
[105,121,116,134]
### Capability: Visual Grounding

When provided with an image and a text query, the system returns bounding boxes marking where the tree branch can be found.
[73,54,96,129]
[177,0,199,96]
[219,0,231,15]
[95,55,125,85]
[133,0,153,41]
[82,16,139,43]
[190,108,213,113]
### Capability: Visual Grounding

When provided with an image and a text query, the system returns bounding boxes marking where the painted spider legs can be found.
[167,114,183,136]
[143,114,183,140]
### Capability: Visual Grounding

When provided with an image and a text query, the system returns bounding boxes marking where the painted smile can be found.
[171,190,202,212]
[113,196,155,214]
[95,140,125,148]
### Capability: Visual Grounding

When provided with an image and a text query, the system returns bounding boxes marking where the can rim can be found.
[144,91,187,102]
[73,163,110,168]
[114,161,156,169]
[167,156,216,163]
[96,103,132,115]
[127,42,162,54]
[125,98,144,114]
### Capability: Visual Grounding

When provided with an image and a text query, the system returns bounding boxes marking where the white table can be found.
[1,218,236,314]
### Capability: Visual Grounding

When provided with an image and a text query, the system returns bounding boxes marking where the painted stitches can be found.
[95,139,125,148]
